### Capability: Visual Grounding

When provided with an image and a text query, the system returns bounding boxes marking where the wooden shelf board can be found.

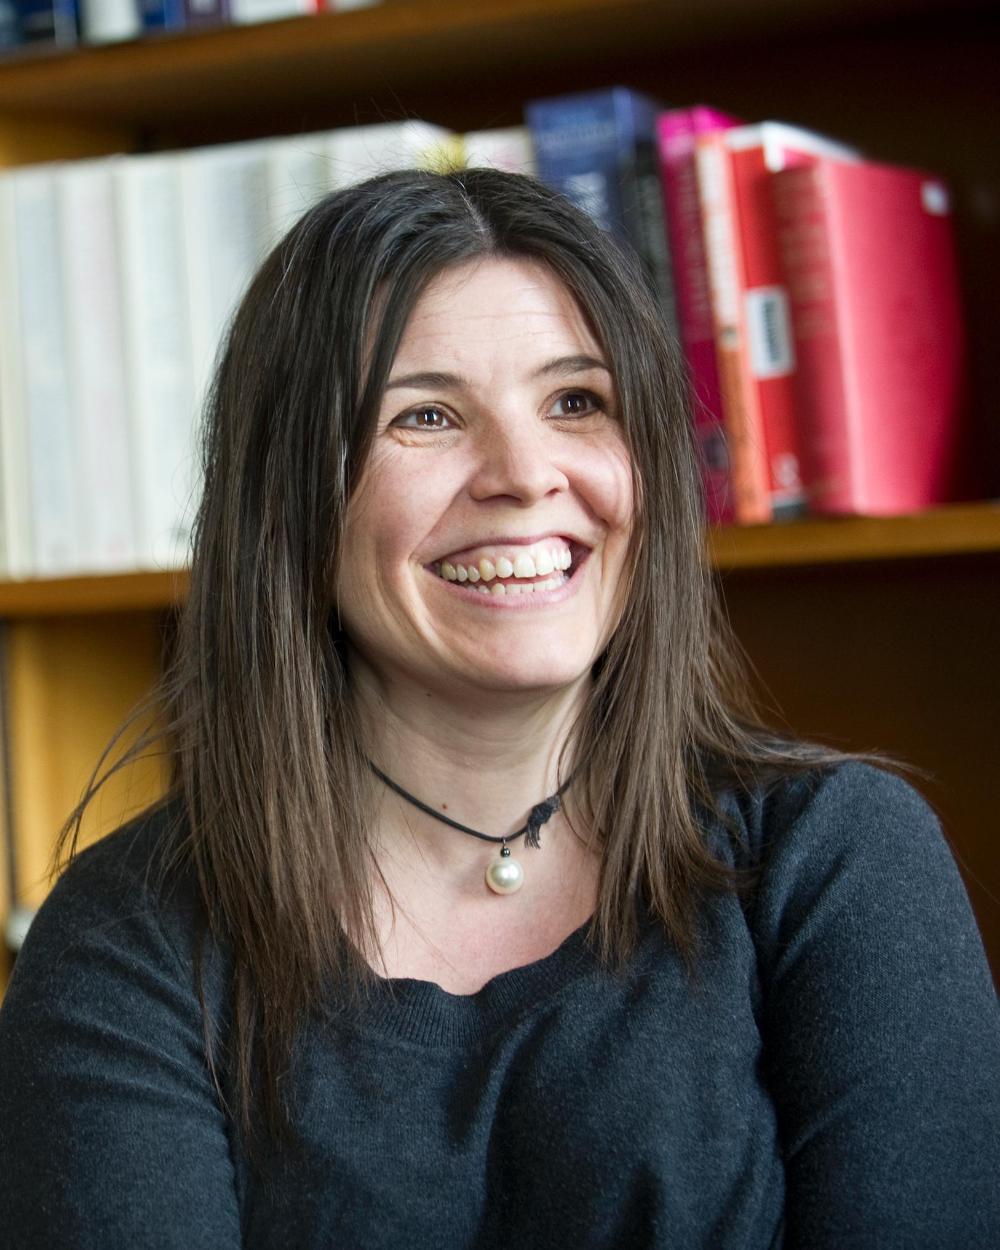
[710,502,1000,571]
[0,0,987,132]
[0,570,188,616]
[0,505,998,613]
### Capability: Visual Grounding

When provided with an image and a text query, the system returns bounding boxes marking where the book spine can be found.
[695,133,771,524]
[771,165,855,513]
[78,0,141,44]
[525,91,632,236]
[14,0,79,46]
[115,157,198,569]
[138,0,185,29]
[0,178,33,578]
[182,0,226,24]
[57,161,137,572]
[619,133,678,334]
[180,143,273,413]
[263,132,334,248]
[12,168,81,576]
[728,144,806,517]
[229,0,316,22]
[657,109,737,525]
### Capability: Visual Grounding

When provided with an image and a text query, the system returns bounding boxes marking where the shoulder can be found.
[9,799,203,1001]
[718,758,945,878]
[715,760,992,995]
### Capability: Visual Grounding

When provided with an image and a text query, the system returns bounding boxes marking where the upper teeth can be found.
[438,543,573,584]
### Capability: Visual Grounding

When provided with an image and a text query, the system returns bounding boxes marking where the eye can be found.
[548,390,602,419]
[392,405,453,431]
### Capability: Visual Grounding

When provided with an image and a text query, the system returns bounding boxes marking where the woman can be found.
[1,168,997,1248]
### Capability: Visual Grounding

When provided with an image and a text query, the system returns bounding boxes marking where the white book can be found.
[229,0,316,24]
[463,126,537,176]
[180,140,274,413]
[0,177,33,579]
[11,164,81,577]
[57,157,137,573]
[114,153,199,570]
[324,121,457,190]
[78,0,141,44]
[263,130,337,249]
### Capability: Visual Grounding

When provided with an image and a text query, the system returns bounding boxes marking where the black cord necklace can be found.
[368,761,572,895]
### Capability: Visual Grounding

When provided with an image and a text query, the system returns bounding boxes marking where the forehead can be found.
[391,257,605,372]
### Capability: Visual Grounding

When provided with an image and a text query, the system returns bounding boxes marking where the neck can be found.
[348,653,589,880]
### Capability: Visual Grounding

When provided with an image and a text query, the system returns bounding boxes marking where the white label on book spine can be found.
[745,286,795,379]
[921,181,950,216]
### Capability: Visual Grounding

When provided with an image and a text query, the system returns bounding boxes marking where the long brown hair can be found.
[56,167,857,1161]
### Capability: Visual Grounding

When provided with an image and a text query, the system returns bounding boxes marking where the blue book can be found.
[139,0,185,30]
[1,0,22,48]
[13,0,78,45]
[525,86,676,330]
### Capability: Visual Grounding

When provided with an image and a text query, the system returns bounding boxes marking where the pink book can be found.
[657,105,740,525]
[772,157,969,516]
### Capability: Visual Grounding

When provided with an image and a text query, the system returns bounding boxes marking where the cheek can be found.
[583,443,635,540]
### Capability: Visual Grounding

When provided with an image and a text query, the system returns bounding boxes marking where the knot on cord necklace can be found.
[368,761,572,895]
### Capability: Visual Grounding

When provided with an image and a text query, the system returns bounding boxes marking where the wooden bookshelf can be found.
[0,0,998,990]
[0,502,998,618]
[0,0,989,132]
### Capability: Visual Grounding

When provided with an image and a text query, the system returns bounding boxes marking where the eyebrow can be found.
[384,354,612,391]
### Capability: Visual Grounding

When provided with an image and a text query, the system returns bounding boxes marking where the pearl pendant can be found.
[485,844,524,895]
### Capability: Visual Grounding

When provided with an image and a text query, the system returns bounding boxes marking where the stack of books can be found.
[0,120,535,579]
[0,0,379,54]
[0,88,974,581]
[525,88,971,526]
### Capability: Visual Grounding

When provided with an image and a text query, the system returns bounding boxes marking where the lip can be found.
[428,531,590,566]
[426,547,590,608]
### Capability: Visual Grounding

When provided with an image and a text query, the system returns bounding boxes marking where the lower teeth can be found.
[472,574,566,596]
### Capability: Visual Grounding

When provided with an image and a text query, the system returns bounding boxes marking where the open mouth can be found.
[428,538,588,598]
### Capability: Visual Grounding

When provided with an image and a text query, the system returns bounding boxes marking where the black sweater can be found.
[1,762,998,1248]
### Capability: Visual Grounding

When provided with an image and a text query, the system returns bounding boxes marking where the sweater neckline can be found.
[349,914,599,1048]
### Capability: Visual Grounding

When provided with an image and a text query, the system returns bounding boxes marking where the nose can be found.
[467,420,569,506]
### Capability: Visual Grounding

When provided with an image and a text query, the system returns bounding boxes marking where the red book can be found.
[656,106,740,525]
[698,123,858,524]
[772,157,968,516]
[725,124,857,520]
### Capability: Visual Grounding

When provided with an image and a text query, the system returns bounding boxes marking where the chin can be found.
[458,650,595,697]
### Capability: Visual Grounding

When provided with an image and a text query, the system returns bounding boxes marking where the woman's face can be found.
[337,257,634,700]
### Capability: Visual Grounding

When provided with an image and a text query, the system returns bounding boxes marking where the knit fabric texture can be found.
[1,762,998,1248]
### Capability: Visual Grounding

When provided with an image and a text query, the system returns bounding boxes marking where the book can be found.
[114,152,199,569]
[656,105,740,525]
[56,157,137,572]
[9,164,81,576]
[78,0,140,44]
[180,139,274,412]
[462,127,536,176]
[697,123,856,523]
[12,0,79,46]
[229,0,316,23]
[263,130,335,247]
[182,0,228,27]
[138,0,184,29]
[0,177,33,579]
[525,87,676,327]
[727,123,859,520]
[772,156,969,516]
